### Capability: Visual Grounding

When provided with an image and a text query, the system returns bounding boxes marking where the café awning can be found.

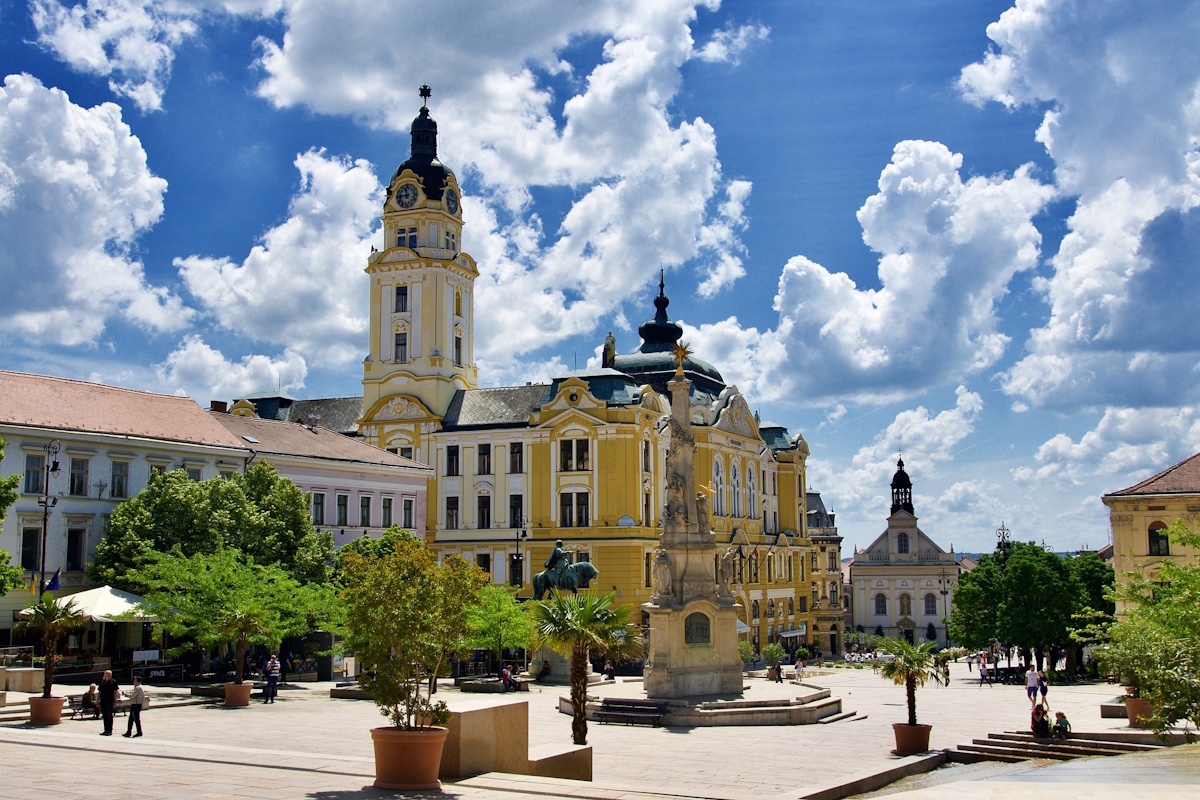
[23,585,158,623]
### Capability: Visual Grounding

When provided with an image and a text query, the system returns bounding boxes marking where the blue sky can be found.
[2,1,1199,554]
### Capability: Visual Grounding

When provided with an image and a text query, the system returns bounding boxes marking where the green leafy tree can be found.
[90,462,332,588]
[879,637,945,726]
[467,584,534,678]
[996,542,1075,665]
[947,558,1002,650]
[0,436,29,591]
[14,598,87,697]
[130,548,332,684]
[331,525,413,583]
[1097,519,1200,731]
[340,538,486,729]
[760,641,787,667]
[737,639,756,664]
[531,591,641,745]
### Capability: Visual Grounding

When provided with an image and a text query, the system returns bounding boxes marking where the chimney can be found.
[210,400,228,413]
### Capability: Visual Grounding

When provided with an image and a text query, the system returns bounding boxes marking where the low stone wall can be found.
[5,668,43,694]
[440,699,530,779]
[528,742,592,781]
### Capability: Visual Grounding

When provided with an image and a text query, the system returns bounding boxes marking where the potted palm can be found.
[530,590,641,746]
[878,637,945,755]
[340,535,485,790]
[15,597,87,725]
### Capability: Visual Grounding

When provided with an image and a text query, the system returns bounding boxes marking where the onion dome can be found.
[890,457,914,515]
[390,85,455,202]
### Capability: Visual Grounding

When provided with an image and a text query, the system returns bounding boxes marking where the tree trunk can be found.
[42,630,56,699]
[235,634,246,684]
[570,643,589,745]
[906,675,917,726]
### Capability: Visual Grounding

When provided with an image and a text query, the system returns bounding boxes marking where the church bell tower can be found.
[360,86,479,454]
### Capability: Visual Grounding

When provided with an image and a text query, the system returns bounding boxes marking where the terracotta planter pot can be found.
[370,726,449,790]
[892,722,932,755]
[28,696,65,726]
[1124,696,1153,728]
[224,682,253,707]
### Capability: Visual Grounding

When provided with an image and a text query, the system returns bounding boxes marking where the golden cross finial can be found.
[672,341,692,376]
[698,482,715,498]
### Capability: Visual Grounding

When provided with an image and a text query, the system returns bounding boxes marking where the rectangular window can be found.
[381,497,393,528]
[477,444,491,475]
[24,454,44,494]
[560,492,573,527]
[400,446,413,460]
[924,594,937,615]
[446,445,460,476]
[395,285,408,313]
[403,498,414,529]
[394,332,407,363]
[509,442,523,473]
[360,496,371,528]
[477,495,491,529]
[454,335,463,366]
[645,552,652,588]
[21,528,39,571]
[643,493,651,528]
[642,441,651,472]
[798,597,807,613]
[150,463,166,477]
[336,494,348,526]
[575,492,589,528]
[445,230,457,251]
[1149,528,1170,556]
[66,528,86,571]
[476,552,491,573]
[311,492,325,526]
[559,439,589,471]
[509,494,523,528]
[69,457,89,496]
[446,496,459,530]
[185,467,202,481]
[110,461,129,499]
[828,551,838,571]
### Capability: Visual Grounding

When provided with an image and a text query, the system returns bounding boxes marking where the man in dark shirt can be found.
[98,670,120,735]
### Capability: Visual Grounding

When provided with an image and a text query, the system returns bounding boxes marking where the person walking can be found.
[122,676,145,738]
[98,670,120,736]
[979,661,992,686]
[1038,670,1049,706]
[1024,664,1040,707]
[774,660,784,683]
[264,654,280,703]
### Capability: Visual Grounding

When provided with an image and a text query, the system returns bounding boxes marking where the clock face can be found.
[445,188,459,215]
[396,183,418,208]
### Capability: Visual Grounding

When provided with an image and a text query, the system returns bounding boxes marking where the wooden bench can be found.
[593,697,669,727]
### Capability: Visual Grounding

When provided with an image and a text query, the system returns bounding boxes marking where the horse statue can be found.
[532,561,599,600]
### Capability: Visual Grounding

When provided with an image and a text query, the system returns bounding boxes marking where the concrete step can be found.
[957,742,1075,762]
[952,745,1031,764]
[978,737,1131,759]
[990,732,1163,753]
[816,710,859,724]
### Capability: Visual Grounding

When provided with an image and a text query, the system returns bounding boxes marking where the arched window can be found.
[712,458,726,516]
[924,594,938,615]
[1148,521,1170,556]
[788,597,794,616]
[897,532,909,553]
[751,600,760,620]
[874,594,887,615]
[767,599,775,618]
[732,464,743,518]
[747,469,757,519]
[899,594,912,616]
[454,290,463,317]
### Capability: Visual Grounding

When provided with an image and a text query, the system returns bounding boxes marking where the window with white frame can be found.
[311,492,325,526]
[712,458,726,516]
[381,497,393,528]
[924,593,937,616]
[110,461,129,499]
[477,494,491,529]
[731,464,742,518]
[402,498,413,529]
[559,491,589,527]
[360,496,371,528]
[394,331,408,363]
[69,457,89,496]
[446,496,459,530]
[336,494,348,526]
[559,438,589,471]
[395,285,408,313]
[24,454,44,494]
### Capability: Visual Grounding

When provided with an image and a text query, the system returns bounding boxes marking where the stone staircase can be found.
[955,731,1168,763]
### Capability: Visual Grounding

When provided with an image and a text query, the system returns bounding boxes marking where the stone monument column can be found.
[642,345,743,698]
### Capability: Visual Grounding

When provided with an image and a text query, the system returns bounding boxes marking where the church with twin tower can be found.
[354,87,845,665]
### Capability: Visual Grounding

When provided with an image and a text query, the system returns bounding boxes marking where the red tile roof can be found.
[208,411,430,470]
[1105,451,1200,497]
[0,370,244,448]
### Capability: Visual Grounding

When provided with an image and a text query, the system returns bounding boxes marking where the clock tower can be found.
[360,86,478,457]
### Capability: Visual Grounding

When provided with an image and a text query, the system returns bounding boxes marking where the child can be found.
[1053,710,1071,740]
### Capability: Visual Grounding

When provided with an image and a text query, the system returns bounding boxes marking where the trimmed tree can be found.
[531,591,641,745]
[466,583,534,678]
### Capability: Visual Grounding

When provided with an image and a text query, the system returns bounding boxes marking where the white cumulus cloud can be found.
[176,149,382,368]
[157,334,307,400]
[0,73,190,347]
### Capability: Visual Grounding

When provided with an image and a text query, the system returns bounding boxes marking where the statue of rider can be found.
[544,539,571,589]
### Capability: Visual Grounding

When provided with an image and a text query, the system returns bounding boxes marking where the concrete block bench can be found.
[528,742,592,781]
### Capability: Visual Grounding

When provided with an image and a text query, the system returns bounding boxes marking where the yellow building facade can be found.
[1103,451,1200,613]
[358,89,842,656]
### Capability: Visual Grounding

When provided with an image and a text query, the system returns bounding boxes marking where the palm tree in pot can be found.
[530,590,641,746]
[15,597,87,724]
[878,637,945,754]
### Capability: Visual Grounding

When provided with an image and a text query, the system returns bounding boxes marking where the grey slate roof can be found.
[442,385,549,429]
[290,398,364,436]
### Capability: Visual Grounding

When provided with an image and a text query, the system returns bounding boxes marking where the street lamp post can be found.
[938,567,952,647]
[37,439,61,599]
[512,515,530,591]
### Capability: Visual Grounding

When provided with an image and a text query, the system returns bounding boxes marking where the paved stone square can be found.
[1,661,1196,800]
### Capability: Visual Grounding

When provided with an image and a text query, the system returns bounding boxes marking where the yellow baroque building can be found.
[357,89,843,656]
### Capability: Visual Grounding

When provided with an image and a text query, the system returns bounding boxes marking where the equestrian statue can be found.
[532,539,599,600]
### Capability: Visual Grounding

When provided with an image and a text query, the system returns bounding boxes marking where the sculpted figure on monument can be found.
[652,547,672,597]
[719,546,736,596]
[696,490,710,534]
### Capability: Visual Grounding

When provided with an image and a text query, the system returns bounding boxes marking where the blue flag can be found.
[44,568,61,592]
